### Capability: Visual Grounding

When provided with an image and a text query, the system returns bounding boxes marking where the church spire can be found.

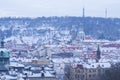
[96,45,101,62]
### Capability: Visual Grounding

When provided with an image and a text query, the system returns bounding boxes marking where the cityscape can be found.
[0,0,120,80]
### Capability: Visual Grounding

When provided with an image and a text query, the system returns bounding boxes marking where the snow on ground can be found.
[5,36,40,45]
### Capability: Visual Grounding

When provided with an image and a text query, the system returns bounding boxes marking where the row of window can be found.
[76,69,105,73]
[75,74,97,79]
[76,69,97,73]
[0,60,9,64]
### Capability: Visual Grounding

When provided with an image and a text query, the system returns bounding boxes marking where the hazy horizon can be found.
[0,0,120,18]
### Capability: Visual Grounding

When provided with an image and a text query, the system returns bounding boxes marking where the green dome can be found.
[0,48,9,58]
[3,51,9,57]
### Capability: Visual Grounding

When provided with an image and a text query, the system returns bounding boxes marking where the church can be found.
[0,38,10,73]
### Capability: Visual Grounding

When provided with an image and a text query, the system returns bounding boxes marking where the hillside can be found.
[0,17,120,41]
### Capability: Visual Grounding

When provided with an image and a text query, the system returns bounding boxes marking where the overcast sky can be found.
[0,0,120,18]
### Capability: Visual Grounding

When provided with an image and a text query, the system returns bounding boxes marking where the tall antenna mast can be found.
[105,8,107,18]
[83,7,85,17]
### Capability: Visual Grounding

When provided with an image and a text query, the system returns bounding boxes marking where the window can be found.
[75,74,77,78]
[0,59,3,63]
[102,65,104,67]
[89,74,91,78]
[89,70,91,72]
[78,70,80,73]
[83,75,84,78]
[83,69,84,73]
[93,74,96,77]
[98,69,101,73]
[0,51,4,56]
[93,70,96,72]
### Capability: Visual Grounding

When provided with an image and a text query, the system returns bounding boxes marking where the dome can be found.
[76,29,85,41]
[78,30,85,35]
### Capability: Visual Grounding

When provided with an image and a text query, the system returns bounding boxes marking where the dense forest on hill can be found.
[0,17,120,40]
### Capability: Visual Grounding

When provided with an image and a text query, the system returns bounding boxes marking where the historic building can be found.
[76,28,85,42]
[0,38,10,73]
[64,62,111,80]
[64,45,111,80]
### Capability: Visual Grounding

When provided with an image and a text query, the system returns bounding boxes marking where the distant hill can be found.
[0,17,120,40]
